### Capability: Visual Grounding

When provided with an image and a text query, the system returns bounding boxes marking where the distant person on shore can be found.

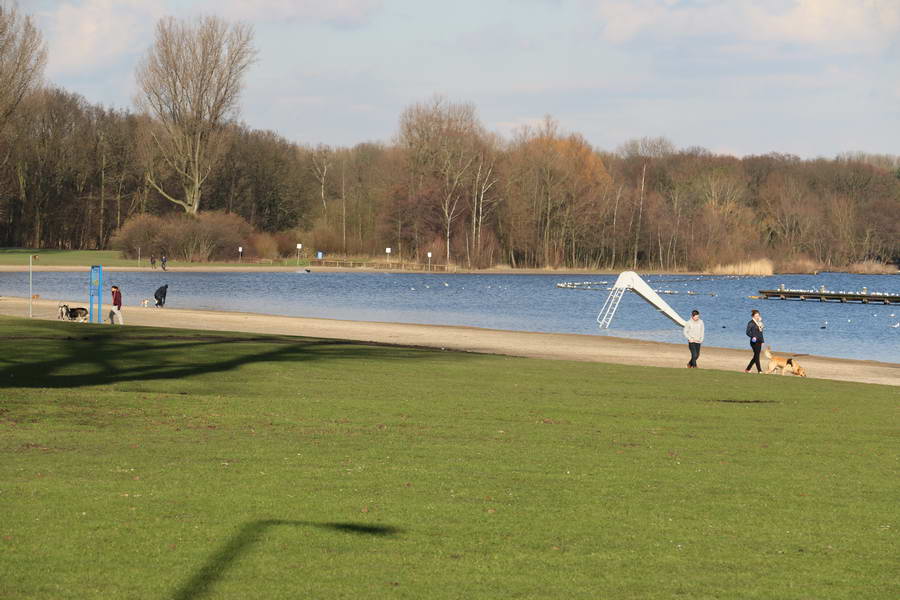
[154,284,168,308]
[160,255,168,271]
[745,309,764,373]
[683,309,704,368]
[109,285,124,325]
[150,254,157,269]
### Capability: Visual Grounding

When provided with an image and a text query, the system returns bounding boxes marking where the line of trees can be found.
[0,4,898,270]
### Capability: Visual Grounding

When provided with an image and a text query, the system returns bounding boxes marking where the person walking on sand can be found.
[150,254,157,269]
[683,309,704,368]
[160,255,168,271]
[154,284,168,308]
[745,309,764,373]
[109,285,124,325]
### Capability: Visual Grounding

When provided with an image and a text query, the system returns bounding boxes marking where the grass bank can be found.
[0,248,308,269]
[0,317,897,599]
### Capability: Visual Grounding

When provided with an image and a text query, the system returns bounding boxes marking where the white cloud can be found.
[38,0,165,77]
[586,0,900,52]
[214,0,383,27]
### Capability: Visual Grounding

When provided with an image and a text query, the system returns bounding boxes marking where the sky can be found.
[28,0,900,158]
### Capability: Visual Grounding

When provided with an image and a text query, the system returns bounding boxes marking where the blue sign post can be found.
[89,265,103,323]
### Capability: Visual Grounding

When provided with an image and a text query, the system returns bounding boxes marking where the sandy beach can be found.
[3,296,897,387]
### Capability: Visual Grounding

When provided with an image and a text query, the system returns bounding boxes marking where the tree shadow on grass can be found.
[172,519,403,600]
[0,321,454,391]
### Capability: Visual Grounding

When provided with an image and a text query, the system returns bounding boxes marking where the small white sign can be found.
[386,248,392,254]
[296,243,302,249]
[238,246,243,252]
[427,252,432,258]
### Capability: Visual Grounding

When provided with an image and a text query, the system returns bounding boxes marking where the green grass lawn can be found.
[0,317,896,599]
[0,248,309,269]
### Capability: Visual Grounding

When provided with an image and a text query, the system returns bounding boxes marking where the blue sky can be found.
[31,0,900,157]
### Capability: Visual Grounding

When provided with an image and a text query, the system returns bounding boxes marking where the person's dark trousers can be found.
[746,341,763,372]
[687,342,701,367]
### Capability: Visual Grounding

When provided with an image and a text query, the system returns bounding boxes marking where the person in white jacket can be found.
[683,310,704,368]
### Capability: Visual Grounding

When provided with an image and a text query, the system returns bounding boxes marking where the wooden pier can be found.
[758,287,900,304]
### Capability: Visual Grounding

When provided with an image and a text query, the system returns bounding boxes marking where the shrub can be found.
[273,231,300,257]
[109,214,165,258]
[195,212,253,261]
[249,233,279,260]
[775,256,824,274]
[846,260,897,274]
[709,258,774,276]
[111,211,253,262]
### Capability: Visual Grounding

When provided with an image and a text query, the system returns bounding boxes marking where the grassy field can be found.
[0,248,309,269]
[0,317,896,599]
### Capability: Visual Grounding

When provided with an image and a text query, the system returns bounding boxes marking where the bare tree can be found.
[135,16,256,214]
[309,144,332,220]
[0,1,46,149]
[398,96,483,264]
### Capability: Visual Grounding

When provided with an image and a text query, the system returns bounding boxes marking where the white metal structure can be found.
[597,271,686,329]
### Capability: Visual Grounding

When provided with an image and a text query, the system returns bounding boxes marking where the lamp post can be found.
[28,254,38,318]
[296,243,302,266]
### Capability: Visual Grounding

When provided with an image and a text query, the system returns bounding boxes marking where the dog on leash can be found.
[58,304,89,322]
[764,346,807,377]
[140,299,150,307]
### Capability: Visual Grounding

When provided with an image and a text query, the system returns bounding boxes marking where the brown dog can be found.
[764,347,807,377]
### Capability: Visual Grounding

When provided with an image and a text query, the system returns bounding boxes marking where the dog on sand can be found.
[140,299,150,307]
[58,304,89,322]
[764,346,807,377]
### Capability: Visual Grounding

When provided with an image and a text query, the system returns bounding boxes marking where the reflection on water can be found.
[1,270,897,363]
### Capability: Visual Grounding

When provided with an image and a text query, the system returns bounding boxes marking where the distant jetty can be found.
[756,284,900,304]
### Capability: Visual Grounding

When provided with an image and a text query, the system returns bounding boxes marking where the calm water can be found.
[3,270,898,363]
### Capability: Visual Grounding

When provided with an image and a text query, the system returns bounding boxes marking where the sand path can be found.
[4,296,897,387]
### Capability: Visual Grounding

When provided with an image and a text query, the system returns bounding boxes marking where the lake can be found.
[3,270,898,363]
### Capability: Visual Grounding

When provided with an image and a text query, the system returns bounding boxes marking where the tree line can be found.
[1,5,897,270]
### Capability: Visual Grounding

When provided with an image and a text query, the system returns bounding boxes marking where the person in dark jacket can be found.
[154,284,168,307]
[745,309,764,373]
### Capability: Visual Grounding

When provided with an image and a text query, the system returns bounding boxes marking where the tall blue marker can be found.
[89,265,103,323]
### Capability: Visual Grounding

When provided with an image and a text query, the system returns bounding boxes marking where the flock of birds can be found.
[821,313,900,329]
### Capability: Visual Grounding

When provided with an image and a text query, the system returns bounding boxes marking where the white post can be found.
[137,246,141,267]
[427,251,432,271]
[28,254,37,319]
[386,247,391,265]
[28,254,34,318]
[296,243,302,266]
[238,246,243,263]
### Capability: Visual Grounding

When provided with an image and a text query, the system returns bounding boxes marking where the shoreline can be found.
[0,263,896,276]
[0,264,687,275]
[3,296,897,387]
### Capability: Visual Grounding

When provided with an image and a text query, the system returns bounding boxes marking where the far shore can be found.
[0,264,693,275]
[1,264,897,276]
[2,296,897,387]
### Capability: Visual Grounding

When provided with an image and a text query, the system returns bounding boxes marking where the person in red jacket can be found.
[109,285,124,325]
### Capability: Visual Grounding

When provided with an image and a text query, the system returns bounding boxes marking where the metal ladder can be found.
[596,286,627,329]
